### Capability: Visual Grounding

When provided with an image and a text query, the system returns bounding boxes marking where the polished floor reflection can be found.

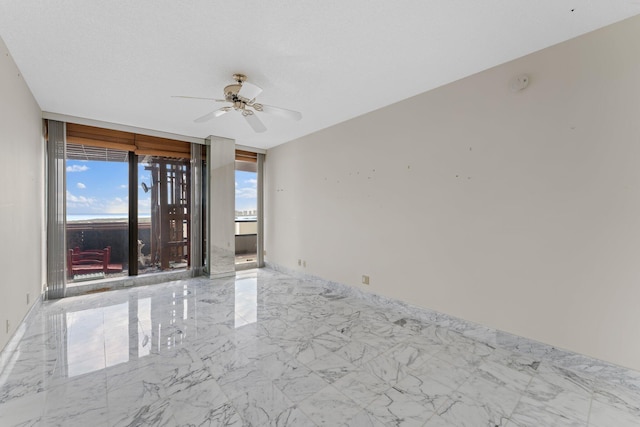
[1,269,639,426]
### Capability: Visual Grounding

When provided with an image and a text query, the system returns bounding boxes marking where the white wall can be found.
[265,15,640,371]
[0,36,44,352]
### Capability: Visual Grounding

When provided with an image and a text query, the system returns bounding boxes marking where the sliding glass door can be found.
[65,144,129,283]
[63,123,197,286]
[137,156,191,275]
[235,150,259,269]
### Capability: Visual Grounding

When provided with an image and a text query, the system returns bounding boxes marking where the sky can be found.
[66,159,257,217]
[235,170,258,213]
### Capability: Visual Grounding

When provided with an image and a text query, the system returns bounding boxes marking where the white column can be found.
[205,136,236,278]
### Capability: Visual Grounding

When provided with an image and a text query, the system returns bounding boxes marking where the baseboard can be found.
[65,269,197,297]
[0,293,43,377]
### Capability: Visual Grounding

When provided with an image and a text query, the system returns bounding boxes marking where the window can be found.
[235,150,258,268]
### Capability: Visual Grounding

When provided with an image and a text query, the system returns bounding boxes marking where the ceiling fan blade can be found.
[172,95,227,102]
[257,104,302,121]
[194,107,230,123]
[238,82,263,101]
[243,112,267,133]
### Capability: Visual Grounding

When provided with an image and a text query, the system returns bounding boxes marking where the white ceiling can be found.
[1,1,639,150]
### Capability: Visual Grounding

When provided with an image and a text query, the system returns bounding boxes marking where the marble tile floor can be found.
[1,269,639,426]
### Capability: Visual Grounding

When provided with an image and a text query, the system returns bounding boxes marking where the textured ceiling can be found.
[1,1,639,149]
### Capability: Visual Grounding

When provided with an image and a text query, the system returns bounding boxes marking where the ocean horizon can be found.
[67,213,150,222]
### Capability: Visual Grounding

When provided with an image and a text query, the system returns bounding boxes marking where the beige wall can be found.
[265,15,640,371]
[0,36,44,351]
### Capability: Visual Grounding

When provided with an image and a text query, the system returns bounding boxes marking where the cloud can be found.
[119,184,127,189]
[104,197,128,214]
[66,165,89,172]
[236,178,257,199]
[66,191,96,208]
[76,182,86,189]
[236,187,257,199]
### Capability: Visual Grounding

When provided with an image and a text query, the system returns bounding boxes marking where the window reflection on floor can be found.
[62,279,258,377]
[138,298,151,358]
[235,277,258,327]
[103,303,129,368]
[65,298,152,377]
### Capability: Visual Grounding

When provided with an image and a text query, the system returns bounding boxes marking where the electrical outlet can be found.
[27,293,30,305]
[5,320,9,334]
[298,259,302,266]
[362,275,370,285]
[303,260,307,268]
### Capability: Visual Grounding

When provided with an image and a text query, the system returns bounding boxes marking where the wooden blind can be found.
[134,134,191,158]
[236,149,258,163]
[66,123,136,152]
[65,123,192,158]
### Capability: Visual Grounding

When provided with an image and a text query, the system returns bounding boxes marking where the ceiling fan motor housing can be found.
[224,84,242,102]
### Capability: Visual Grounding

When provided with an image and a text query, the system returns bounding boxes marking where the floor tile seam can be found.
[591,391,640,420]
[511,402,591,427]
[440,391,507,426]
[517,375,594,425]
[429,343,480,368]
[191,364,248,426]
[288,397,321,427]
[473,364,537,396]
[432,396,460,422]
[591,377,640,400]
[299,382,364,426]
[269,377,332,407]
[367,330,428,367]
[518,368,555,402]
[585,391,595,427]
[207,392,250,427]
[503,375,535,424]
[528,366,595,400]
[444,366,530,418]
[106,397,175,427]
[360,393,427,427]
[388,355,444,385]
[254,351,306,382]
[390,379,456,417]
[415,379,462,423]
[259,379,322,427]
[401,362,472,400]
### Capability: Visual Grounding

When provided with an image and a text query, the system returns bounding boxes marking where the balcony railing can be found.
[66,219,257,278]
[235,219,257,267]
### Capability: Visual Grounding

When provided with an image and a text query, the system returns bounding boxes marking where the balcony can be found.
[235,219,257,269]
[65,218,257,282]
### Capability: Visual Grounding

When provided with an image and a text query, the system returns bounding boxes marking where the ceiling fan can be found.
[173,74,302,133]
